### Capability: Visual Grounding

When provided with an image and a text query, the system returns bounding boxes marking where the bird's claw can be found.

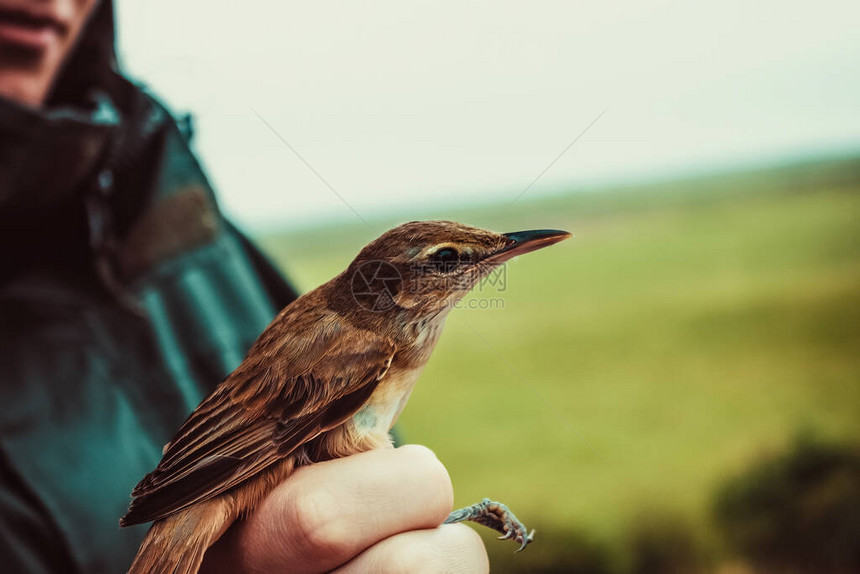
[516,529,536,552]
[504,519,534,552]
[445,498,534,551]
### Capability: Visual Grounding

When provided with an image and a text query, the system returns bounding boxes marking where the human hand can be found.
[199,445,489,573]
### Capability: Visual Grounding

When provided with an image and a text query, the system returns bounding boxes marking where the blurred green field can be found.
[257,155,860,572]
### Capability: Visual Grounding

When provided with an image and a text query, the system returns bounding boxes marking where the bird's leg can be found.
[444,498,534,551]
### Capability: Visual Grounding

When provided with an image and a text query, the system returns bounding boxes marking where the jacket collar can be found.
[0,91,120,214]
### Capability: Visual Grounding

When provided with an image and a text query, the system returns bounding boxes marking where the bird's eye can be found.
[430,247,460,270]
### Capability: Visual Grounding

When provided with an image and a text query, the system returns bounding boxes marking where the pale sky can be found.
[116,1,860,229]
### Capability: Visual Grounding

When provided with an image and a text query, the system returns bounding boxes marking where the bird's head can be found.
[333,220,570,326]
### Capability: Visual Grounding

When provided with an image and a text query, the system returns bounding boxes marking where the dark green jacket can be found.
[0,4,297,572]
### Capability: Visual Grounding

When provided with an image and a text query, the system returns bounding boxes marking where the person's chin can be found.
[0,14,68,105]
[0,62,56,107]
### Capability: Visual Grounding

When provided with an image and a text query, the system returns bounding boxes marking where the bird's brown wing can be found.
[120,329,396,526]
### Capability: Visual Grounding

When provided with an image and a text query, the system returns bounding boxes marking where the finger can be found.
[201,445,454,574]
[332,524,489,574]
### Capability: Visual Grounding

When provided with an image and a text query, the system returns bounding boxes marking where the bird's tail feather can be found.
[127,498,234,574]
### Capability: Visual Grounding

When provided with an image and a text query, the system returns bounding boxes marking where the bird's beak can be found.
[483,229,572,264]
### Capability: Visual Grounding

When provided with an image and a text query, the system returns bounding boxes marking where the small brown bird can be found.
[121,220,570,574]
